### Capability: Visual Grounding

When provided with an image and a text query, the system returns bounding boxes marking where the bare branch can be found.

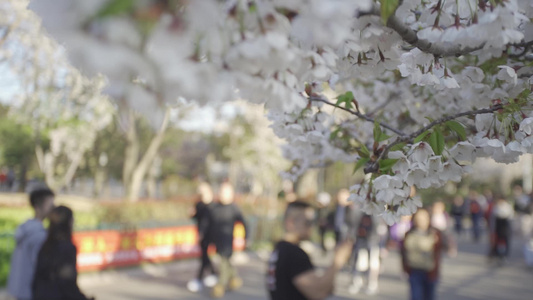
[309,96,407,136]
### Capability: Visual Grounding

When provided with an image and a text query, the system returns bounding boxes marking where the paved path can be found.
[77,235,533,300]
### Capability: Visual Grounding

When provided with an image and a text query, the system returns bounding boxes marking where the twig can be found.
[509,40,533,59]
[309,96,407,136]
[358,4,484,58]
[364,104,504,173]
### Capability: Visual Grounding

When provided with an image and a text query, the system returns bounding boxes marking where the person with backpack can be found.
[402,208,450,300]
[7,188,55,300]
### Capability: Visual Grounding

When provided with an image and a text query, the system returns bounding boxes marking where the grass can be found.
[0,233,15,287]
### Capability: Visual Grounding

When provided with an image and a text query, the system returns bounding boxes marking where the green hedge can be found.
[0,233,15,287]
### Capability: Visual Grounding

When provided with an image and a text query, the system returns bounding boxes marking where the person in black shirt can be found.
[267,201,352,300]
[209,182,247,298]
[32,205,94,300]
[188,182,218,292]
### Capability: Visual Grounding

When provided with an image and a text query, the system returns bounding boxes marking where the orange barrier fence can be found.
[73,223,246,272]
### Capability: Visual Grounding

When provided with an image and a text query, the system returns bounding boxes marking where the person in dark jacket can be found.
[209,182,247,298]
[187,182,218,292]
[32,205,93,300]
[450,195,466,236]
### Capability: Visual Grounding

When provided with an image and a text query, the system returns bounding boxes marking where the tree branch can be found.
[309,96,407,136]
[358,4,484,58]
[509,40,533,59]
[385,14,484,58]
[364,104,504,173]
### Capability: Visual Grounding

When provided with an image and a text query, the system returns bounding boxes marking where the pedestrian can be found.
[348,212,382,295]
[32,205,94,300]
[430,200,449,232]
[187,182,218,293]
[389,215,412,249]
[489,196,514,262]
[209,182,247,298]
[266,200,353,300]
[402,208,450,300]
[0,167,7,191]
[6,168,15,191]
[316,192,332,253]
[7,188,55,300]
[450,195,466,237]
[333,189,351,245]
[512,185,532,239]
[467,190,485,242]
[431,201,457,258]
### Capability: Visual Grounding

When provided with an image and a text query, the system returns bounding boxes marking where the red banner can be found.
[73,224,245,272]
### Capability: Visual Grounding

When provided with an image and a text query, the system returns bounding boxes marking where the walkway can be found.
[77,235,533,300]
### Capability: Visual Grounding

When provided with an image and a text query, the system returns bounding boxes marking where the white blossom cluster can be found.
[268,101,356,181]
[13,0,533,221]
[1,0,113,189]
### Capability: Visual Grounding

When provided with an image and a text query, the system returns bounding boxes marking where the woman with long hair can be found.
[32,205,93,300]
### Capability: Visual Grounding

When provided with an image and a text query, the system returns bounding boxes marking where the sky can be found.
[0,60,238,134]
[0,63,20,104]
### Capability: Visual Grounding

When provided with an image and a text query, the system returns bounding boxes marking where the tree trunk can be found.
[35,145,45,172]
[123,109,140,197]
[126,109,170,202]
[93,167,106,198]
[43,153,58,191]
[62,152,83,191]
[18,164,27,193]
[146,155,161,199]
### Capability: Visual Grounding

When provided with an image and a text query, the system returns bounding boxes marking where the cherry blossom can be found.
[3,0,531,222]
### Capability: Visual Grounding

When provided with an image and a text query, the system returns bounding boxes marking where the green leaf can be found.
[373,120,382,143]
[329,128,341,140]
[380,0,399,24]
[414,131,430,144]
[429,130,445,155]
[357,144,370,158]
[379,158,399,172]
[389,142,406,152]
[96,0,134,18]
[335,91,354,110]
[353,157,370,174]
[446,120,466,141]
[378,133,392,142]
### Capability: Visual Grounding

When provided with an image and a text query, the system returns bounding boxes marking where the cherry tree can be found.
[1,0,113,191]
[22,0,533,223]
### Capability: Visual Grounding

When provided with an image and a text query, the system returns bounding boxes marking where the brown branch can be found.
[509,40,533,59]
[364,104,504,173]
[358,4,484,58]
[309,96,407,136]
[385,14,484,58]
